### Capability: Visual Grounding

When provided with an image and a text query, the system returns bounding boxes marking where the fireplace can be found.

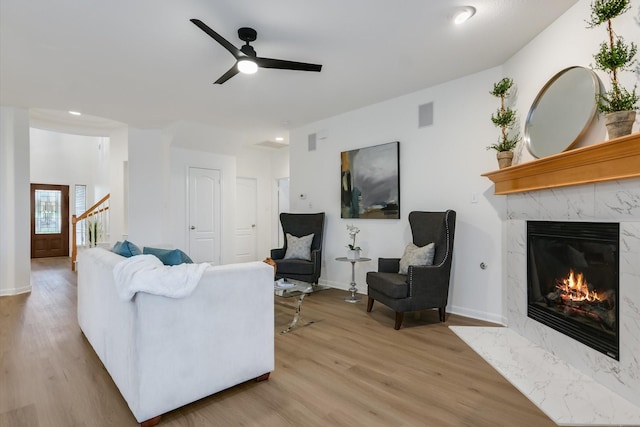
[527,221,619,360]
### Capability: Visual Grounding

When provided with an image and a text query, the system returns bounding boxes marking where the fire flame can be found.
[556,269,600,302]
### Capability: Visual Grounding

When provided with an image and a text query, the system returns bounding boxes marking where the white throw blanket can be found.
[113,254,209,301]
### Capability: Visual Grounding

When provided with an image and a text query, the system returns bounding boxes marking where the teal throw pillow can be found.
[143,247,193,266]
[111,240,142,257]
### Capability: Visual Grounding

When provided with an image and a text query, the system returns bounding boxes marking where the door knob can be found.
[190,226,196,230]
[252,224,256,228]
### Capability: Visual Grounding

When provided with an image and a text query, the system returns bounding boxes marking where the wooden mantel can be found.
[482,133,640,195]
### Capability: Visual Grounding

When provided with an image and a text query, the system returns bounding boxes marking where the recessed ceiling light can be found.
[275,137,284,142]
[68,110,82,116]
[453,6,476,25]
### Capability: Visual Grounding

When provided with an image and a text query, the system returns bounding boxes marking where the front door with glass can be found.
[31,183,70,258]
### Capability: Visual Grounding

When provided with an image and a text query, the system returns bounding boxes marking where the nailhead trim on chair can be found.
[434,210,453,268]
[407,210,454,294]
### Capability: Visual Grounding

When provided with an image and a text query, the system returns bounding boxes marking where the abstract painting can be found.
[340,141,399,219]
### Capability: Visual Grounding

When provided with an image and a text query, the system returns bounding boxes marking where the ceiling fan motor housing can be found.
[238,27,257,43]
[241,45,256,57]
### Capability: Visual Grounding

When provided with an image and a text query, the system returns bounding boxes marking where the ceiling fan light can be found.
[453,6,476,25]
[237,59,258,74]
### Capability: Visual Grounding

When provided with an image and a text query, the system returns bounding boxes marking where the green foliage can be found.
[587,0,638,112]
[487,77,520,152]
[88,220,98,245]
[586,0,630,27]
[491,108,517,128]
[596,82,639,113]
[593,38,637,73]
[486,135,520,152]
[490,77,514,98]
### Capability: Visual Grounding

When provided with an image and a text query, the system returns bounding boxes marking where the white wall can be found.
[287,0,639,324]
[236,146,289,260]
[127,128,171,247]
[271,149,290,248]
[167,147,236,264]
[163,121,288,263]
[30,128,109,253]
[290,67,507,323]
[108,126,128,241]
[127,121,288,266]
[0,106,31,295]
[30,127,105,207]
[506,0,639,164]
[3,0,634,309]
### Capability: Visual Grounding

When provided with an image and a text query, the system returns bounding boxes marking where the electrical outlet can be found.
[471,193,479,203]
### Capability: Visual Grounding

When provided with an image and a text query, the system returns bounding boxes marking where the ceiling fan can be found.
[190,19,323,84]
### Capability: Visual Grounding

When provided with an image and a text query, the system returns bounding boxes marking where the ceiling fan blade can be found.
[190,19,242,58]
[255,57,322,72]
[214,64,240,84]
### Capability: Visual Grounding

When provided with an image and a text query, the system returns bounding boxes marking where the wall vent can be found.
[308,133,317,151]
[418,102,434,128]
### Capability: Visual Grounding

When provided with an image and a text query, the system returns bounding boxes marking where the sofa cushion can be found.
[143,247,193,266]
[366,272,409,299]
[398,242,435,275]
[111,240,142,257]
[283,233,314,261]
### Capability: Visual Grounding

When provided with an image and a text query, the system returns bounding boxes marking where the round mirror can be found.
[525,66,601,158]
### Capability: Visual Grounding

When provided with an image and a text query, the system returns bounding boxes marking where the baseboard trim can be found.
[448,304,505,325]
[318,279,348,292]
[0,285,32,296]
[317,282,506,325]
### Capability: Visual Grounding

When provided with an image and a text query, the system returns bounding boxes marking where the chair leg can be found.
[394,312,404,330]
[439,307,446,322]
[366,297,374,312]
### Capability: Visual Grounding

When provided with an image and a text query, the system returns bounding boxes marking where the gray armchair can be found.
[366,210,456,329]
[270,213,325,284]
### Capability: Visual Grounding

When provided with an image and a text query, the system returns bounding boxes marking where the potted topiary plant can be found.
[587,0,638,138]
[487,77,520,168]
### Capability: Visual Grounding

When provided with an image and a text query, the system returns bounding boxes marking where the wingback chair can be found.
[366,210,456,329]
[270,212,325,284]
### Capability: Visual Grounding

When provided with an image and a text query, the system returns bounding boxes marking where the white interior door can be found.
[277,177,290,247]
[189,167,221,264]
[234,177,257,263]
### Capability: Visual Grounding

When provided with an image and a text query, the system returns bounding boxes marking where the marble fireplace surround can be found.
[454,137,640,425]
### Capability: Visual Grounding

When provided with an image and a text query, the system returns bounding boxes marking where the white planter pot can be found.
[347,249,361,260]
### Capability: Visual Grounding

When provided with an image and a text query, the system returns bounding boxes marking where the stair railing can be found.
[71,193,110,271]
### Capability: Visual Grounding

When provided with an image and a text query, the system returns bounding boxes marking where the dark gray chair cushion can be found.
[366,272,408,299]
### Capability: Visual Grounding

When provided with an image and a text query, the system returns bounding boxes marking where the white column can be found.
[0,106,31,295]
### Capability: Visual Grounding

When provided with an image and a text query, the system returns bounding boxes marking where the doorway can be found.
[31,183,70,258]
[234,177,258,263]
[188,167,221,264]
[276,177,290,247]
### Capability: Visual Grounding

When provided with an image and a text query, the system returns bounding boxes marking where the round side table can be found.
[335,257,371,303]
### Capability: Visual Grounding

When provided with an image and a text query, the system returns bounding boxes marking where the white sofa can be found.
[77,247,274,426]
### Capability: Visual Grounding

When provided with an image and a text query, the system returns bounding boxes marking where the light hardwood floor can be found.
[0,257,560,427]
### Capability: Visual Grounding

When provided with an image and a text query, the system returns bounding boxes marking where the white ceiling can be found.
[0,0,577,145]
